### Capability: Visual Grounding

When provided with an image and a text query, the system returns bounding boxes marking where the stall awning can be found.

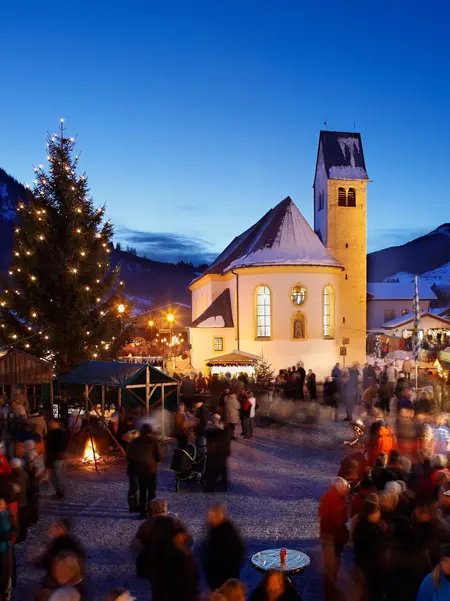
[58,360,177,389]
[206,350,260,367]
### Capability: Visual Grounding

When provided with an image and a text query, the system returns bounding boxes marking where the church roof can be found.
[318,131,369,180]
[190,288,234,328]
[196,197,342,280]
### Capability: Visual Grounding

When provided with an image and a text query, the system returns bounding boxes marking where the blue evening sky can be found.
[1,1,449,264]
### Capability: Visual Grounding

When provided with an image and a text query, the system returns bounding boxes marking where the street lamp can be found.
[117,303,125,314]
[167,313,175,369]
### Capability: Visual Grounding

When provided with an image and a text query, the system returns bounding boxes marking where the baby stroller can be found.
[170,443,207,492]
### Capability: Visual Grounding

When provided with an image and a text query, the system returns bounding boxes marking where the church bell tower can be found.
[313,131,368,365]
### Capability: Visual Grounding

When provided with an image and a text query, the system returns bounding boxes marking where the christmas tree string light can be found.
[0,120,134,372]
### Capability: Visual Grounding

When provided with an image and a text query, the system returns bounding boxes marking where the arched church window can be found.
[291,285,307,306]
[338,187,347,206]
[323,285,335,338]
[292,312,306,340]
[347,188,356,207]
[256,285,271,338]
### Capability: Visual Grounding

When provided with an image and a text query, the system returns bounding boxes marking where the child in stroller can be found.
[170,442,206,492]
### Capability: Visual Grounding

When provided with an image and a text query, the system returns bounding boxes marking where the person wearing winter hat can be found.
[417,543,450,600]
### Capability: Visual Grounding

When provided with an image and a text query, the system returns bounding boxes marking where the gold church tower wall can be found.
[314,131,368,366]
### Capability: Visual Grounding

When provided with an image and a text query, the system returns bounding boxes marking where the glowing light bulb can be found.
[96,297,101,302]
[96,279,100,284]
[95,233,101,238]
[80,251,86,257]
[117,304,125,314]
[14,252,19,257]
[86,331,90,335]
[119,281,124,286]
[85,286,90,291]
[31,312,37,318]
[11,334,17,339]
[71,268,78,274]
[93,353,98,358]
[100,311,105,316]
[30,276,36,281]
[44,335,49,340]
[76,228,81,234]
[26,251,31,256]
[38,235,44,241]
[8,271,12,276]
[25,344,30,349]
[15,228,19,234]
[60,118,64,123]
[76,208,82,213]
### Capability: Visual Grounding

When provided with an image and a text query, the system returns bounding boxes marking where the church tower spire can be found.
[313,131,368,365]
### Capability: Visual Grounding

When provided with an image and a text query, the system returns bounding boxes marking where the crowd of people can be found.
[320,387,450,600]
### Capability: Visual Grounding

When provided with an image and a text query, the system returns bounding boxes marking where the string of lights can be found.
[0,119,134,370]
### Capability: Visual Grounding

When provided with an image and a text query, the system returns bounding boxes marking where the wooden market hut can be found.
[58,360,179,436]
[205,350,260,376]
[0,349,54,409]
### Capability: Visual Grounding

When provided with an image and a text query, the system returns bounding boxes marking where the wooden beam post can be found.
[145,366,150,416]
[49,380,54,416]
[161,383,165,440]
[84,384,89,413]
[117,388,122,409]
[101,386,105,419]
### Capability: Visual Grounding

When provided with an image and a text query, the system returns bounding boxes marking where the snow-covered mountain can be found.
[367,224,450,293]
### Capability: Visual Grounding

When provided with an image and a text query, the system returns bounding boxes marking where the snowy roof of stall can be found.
[367,282,437,300]
[206,350,260,366]
[382,312,450,329]
[192,197,342,283]
[318,131,369,180]
[191,289,234,328]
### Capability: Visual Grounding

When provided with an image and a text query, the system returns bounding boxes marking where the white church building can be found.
[189,131,369,377]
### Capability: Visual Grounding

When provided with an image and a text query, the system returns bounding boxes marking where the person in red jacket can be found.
[319,476,350,601]
[0,443,11,479]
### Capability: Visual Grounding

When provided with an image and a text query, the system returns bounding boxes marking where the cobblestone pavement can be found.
[14,409,352,601]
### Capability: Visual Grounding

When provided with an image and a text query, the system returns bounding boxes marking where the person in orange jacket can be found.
[319,476,350,601]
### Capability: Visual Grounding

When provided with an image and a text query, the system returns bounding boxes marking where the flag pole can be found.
[413,275,420,392]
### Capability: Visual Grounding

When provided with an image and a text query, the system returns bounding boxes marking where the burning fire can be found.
[82,438,100,462]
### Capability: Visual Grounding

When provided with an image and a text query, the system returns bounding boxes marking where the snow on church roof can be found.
[195,197,342,282]
[319,131,369,180]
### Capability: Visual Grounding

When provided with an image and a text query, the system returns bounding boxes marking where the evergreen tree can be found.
[0,121,134,374]
[254,353,274,384]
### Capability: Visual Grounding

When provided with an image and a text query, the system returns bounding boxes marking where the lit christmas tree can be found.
[0,120,134,374]
[254,352,274,384]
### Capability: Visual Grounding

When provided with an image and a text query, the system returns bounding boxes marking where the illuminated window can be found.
[213,337,223,352]
[256,285,271,338]
[291,285,307,306]
[323,285,335,338]
[338,187,346,206]
[347,188,356,207]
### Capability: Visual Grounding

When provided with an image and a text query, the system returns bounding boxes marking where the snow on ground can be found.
[13,420,353,601]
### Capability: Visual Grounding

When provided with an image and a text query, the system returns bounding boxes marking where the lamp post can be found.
[167,313,174,369]
[148,319,154,341]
